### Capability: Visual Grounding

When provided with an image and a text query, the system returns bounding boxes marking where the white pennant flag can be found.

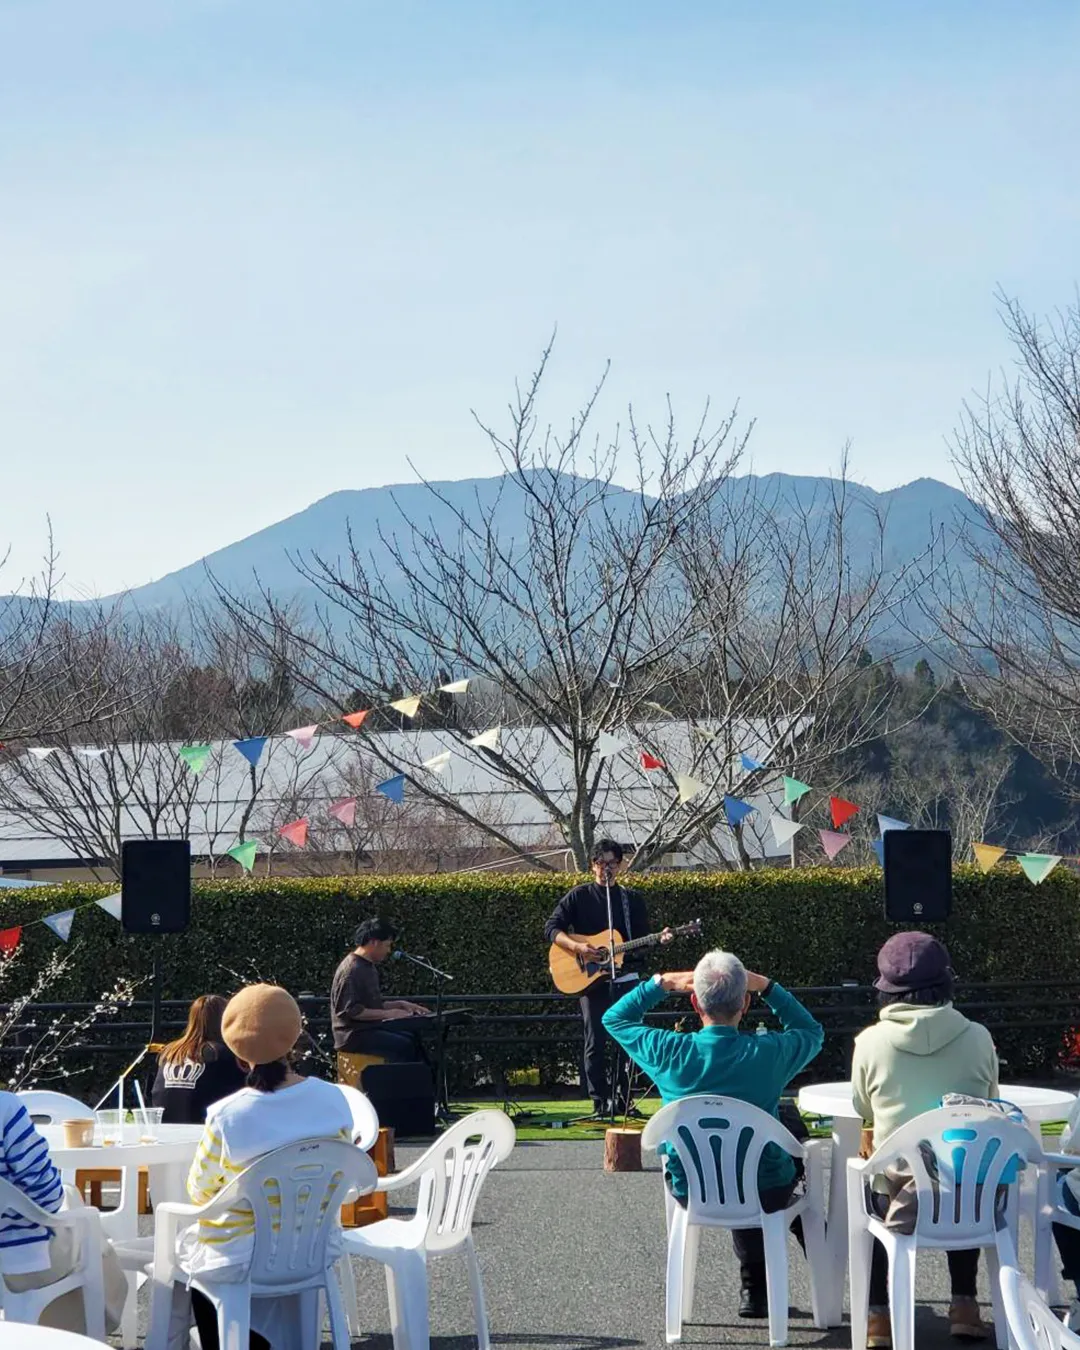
[285,725,319,750]
[96,893,123,921]
[77,748,109,759]
[389,695,422,719]
[676,773,704,803]
[467,726,501,751]
[43,909,75,942]
[27,748,55,760]
[422,750,453,774]
[439,679,470,694]
[770,816,804,847]
[596,731,626,759]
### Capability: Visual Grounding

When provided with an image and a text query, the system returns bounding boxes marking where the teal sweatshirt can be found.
[602,976,824,1201]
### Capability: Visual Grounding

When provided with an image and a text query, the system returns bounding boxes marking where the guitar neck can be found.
[612,924,695,957]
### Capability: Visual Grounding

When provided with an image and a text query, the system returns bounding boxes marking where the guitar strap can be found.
[619,885,632,939]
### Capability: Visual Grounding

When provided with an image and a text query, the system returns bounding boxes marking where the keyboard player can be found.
[330,918,429,1085]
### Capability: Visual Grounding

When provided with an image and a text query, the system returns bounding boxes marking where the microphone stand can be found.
[603,867,625,1125]
[395,951,455,1124]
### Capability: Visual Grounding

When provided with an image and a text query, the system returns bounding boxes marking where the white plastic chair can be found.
[0,1177,106,1339]
[641,1095,829,1347]
[335,1083,380,1150]
[1000,1264,1080,1349]
[144,1136,377,1350]
[1033,1149,1080,1302]
[17,1092,93,1124]
[341,1109,515,1350]
[847,1105,1047,1350]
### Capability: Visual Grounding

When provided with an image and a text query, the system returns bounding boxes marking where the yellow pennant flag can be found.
[389,695,422,719]
[972,843,1006,874]
[676,773,704,803]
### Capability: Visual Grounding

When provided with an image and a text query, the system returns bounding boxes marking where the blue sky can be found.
[1,1,1078,596]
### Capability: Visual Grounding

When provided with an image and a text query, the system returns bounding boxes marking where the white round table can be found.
[796,1081,1076,1324]
[0,1323,111,1346]
[43,1125,203,1350]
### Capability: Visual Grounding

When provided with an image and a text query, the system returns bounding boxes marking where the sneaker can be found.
[1066,1300,1080,1334]
[948,1299,990,1340]
[738,1287,767,1319]
[866,1311,892,1348]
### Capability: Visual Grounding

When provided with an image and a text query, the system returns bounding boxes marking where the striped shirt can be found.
[182,1077,352,1275]
[0,1094,64,1274]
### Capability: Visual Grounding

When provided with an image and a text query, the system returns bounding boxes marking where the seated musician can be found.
[330,918,429,1085]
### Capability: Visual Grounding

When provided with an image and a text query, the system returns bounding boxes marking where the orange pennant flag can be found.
[972,843,1006,874]
[341,711,369,730]
[0,927,21,956]
[278,819,309,848]
[830,796,859,829]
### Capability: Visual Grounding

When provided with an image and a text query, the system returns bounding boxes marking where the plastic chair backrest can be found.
[1000,1264,1080,1349]
[201,1137,377,1289]
[863,1106,1042,1242]
[334,1084,380,1151]
[642,1094,805,1226]
[411,1109,515,1255]
[17,1091,92,1125]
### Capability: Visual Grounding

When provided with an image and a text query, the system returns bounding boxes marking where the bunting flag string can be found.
[43,910,75,942]
[1018,853,1062,885]
[95,893,123,921]
[341,711,369,730]
[973,843,1007,874]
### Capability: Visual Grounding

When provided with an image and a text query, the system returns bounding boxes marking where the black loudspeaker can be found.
[121,839,191,933]
[883,829,952,922]
[361,1063,436,1137]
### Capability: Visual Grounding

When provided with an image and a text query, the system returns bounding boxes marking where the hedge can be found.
[1,866,1077,1089]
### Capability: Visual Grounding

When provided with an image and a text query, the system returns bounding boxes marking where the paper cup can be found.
[63,1118,94,1148]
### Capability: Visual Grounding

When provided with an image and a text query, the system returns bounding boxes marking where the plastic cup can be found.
[138,1107,165,1142]
[62,1118,94,1148]
[95,1109,122,1146]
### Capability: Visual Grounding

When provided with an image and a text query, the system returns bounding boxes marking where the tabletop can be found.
[798,1080,1076,1123]
[42,1122,204,1170]
[0,1324,110,1347]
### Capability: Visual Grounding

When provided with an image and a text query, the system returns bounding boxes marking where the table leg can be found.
[822,1117,862,1327]
[97,1165,141,1350]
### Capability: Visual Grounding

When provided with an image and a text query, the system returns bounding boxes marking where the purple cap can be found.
[874,931,952,993]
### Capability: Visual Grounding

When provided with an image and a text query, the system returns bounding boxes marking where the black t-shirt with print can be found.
[151,1041,247,1125]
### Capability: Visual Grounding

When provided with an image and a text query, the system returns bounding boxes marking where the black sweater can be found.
[544,882,650,970]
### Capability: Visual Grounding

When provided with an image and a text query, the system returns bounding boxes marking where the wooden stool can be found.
[603,1127,643,1172]
[341,1127,395,1228]
[336,1050,387,1088]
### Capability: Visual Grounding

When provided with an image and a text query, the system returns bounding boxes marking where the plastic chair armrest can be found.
[1041,1151,1079,1169]
[374,1159,427,1192]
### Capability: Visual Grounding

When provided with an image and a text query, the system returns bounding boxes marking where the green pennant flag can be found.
[227,840,258,873]
[1018,852,1061,885]
[178,744,212,774]
[783,775,811,806]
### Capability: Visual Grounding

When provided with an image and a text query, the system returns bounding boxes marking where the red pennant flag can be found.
[329,797,357,827]
[278,818,309,847]
[0,927,21,956]
[640,752,665,771]
[830,796,859,829]
[341,711,369,730]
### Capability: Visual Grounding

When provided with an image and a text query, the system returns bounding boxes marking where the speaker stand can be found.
[149,943,164,1046]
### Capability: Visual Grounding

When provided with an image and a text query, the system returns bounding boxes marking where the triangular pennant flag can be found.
[422,750,452,774]
[233,737,268,768]
[1018,852,1061,885]
[43,910,75,942]
[676,773,704,803]
[77,748,109,759]
[0,927,20,956]
[328,797,357,827]
[389,696,422,719]
[286,724,319,749]
[376,774,406,803]
[439,679,470,694]
[278,818,309,848]
[467,726,501,751]
[871,840,885,866]
[830,796,860,829]
[972,843,1007,874]
[96,893,123,921]
[771,816,803,847]
[819,829,852,860]
[783,776,811,805]
[27,748,55,760]
[178,744,212,774]
[641,752,665,771]
[740,753,766,772]
[341,711,369,730]
[596,731,626,759]
[878,815,911,834]
[227,840,258,873]
[724,795,755,827]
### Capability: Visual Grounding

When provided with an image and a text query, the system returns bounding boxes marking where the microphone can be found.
[392,950,454,980]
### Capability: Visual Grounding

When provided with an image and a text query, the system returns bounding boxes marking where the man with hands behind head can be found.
[603,950,823,1320]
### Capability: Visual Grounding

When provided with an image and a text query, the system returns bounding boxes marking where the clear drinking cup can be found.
[95,1109,123,1146]
[137,1107,165,1142]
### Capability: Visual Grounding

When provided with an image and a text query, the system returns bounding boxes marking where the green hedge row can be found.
[2,866,1077,1087]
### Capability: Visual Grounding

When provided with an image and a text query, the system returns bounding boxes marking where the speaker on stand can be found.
[883,829,952,922]
[121,839,191,1051]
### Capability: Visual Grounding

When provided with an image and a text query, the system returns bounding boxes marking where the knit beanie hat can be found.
[221,984,302,1065]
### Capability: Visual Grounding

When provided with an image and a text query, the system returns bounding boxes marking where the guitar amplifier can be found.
[361,1062,436,1137]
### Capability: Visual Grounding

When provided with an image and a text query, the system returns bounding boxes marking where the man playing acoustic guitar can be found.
[544,839,673,1120]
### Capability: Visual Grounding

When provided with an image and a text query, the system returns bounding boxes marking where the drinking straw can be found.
[133,1078,148,1133]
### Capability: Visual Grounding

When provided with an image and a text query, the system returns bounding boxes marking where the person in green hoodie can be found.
[852,931,999,1348]
[602,949,824,1319]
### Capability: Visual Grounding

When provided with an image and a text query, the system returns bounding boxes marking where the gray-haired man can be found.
[603,949,824,1319]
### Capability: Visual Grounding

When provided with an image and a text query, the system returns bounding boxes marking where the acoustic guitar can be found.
[548,918,704,995]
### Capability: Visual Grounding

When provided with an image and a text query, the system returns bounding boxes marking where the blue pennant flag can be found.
[376,774,406,804]
[724,795,755,827]
[43,909,75,942]
[233,737,268,768]
[740,753,766,772]
[877,814,911,834]
[871,840,885,867]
